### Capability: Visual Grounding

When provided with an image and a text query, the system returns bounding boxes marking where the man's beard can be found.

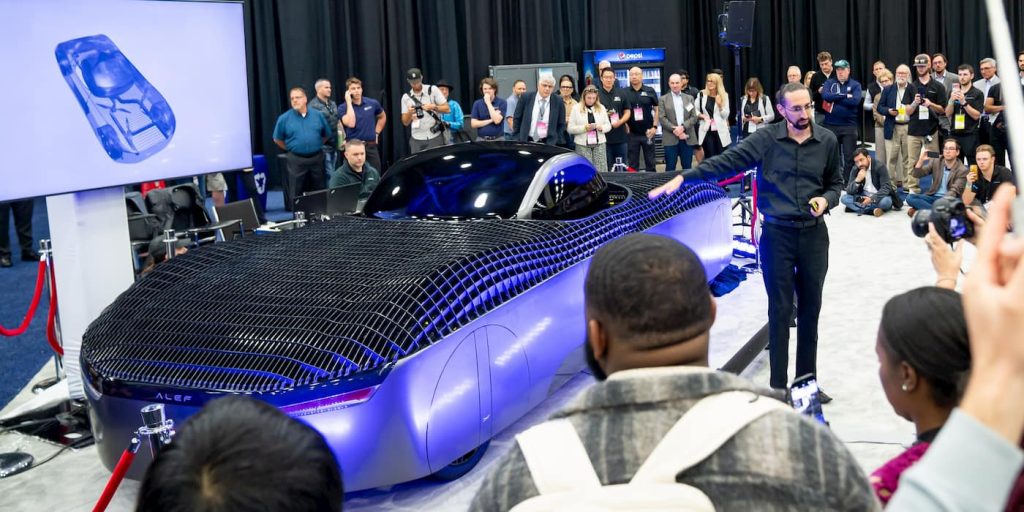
[791,118,810,130]
[584,339,608,381]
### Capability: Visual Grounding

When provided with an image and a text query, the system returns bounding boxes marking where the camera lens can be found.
[910,209,932,238]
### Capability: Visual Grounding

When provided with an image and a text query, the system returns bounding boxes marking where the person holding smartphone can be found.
[945,64,985,165]
[905,54,948,194]
[906,139,969,216]
[740,77,774,134]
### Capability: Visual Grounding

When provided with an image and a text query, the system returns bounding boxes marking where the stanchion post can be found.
[163,229,176,260]
[39,239,64,379]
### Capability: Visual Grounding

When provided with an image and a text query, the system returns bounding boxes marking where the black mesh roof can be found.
[82,175,726,393]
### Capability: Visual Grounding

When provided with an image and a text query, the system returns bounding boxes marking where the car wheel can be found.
[430,440,489,481]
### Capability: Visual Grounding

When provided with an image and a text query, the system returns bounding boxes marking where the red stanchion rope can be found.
[0,260,46,337]
[46,260,63,356]
[715,172,761,246]
[0,258,64,356]
[92,447,136,512]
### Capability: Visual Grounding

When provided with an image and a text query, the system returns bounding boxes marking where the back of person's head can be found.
[584,234,714,375]
[136,396,342,512]
[879,287,971,409]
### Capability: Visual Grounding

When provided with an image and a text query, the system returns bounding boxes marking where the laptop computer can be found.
[327,184,362,216]
[293,189,329,219]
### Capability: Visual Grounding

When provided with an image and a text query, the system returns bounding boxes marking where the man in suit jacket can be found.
[840,148,895,216]
[876,64,917,188]
[513,74,565,145]
[659,73,699,171]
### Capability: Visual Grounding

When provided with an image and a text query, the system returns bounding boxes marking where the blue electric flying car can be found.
[81,142,733,491]
[55,34,175,163]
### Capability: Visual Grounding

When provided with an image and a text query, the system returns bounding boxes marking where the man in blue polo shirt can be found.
[339,77,387,173]
[273,86,330,209]
[471,77,507,141]
[504,80,526,140]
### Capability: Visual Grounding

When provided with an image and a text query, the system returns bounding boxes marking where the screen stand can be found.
[45,187,135,399]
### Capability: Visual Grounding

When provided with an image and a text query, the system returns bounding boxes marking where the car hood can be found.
[81,174,726,394]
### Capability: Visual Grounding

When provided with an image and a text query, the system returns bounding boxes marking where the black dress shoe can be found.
[20,250,38,262]
[818,389,833,404]
[0,255,11,268]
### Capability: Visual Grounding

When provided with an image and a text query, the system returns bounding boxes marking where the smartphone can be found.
[926,151,940,158]
[790,373,828,426]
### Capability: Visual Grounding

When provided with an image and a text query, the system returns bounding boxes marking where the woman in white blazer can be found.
[695,72,731,161]
[740,77,775,134]
[568,85,612,172]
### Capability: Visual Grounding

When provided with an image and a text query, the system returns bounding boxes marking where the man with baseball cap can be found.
[905,53,947,194]
[820,59,862,175]
[400,67,450,153]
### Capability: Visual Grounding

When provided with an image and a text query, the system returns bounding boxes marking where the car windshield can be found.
[364,143,569,219]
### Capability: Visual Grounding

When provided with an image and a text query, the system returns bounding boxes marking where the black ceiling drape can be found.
[240,0,1024,179]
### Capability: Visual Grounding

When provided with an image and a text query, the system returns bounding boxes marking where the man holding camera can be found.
[400,68,450,154]
[905,54,948,194]
[906,139,969,216]
[963,144,1016,207]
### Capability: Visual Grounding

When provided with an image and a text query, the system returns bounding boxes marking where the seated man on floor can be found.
[841,147,895,216]
[906,139,968,217]
[470,234,877,512]
[136,395,343,512]
[329,138,380,201]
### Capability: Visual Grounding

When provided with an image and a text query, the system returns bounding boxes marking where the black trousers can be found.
[627,133,656,171]
[992,125,1009,166]
[952,131,979,166]
[760,221,830,389]
[827,124,858,181]
[285,152,326,211]
[0,199,34,258]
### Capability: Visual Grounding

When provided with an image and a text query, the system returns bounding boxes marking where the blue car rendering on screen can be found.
[80,143,733,491]
[55,34,174,163]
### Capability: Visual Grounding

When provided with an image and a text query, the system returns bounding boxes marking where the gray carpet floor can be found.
[0,196,959,511]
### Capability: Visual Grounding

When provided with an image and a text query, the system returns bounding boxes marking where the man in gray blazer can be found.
[659,73,699,170]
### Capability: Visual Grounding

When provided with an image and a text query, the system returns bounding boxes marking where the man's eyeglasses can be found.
[784,104,815,114]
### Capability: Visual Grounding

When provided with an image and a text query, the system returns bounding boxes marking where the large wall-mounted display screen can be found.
[0,0,251,202]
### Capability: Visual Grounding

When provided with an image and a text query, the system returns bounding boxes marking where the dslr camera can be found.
[910,197,975,243]
[414,104,425,119]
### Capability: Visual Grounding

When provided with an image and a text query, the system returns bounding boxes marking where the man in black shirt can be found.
[624,66,659,171]
[984,51,1024,166]
[808,51,834,125]
[598,67,632,169]
[945,64,985,165]
[906,54,948,194]
[964,144,1017,206]
[649,83,843,397]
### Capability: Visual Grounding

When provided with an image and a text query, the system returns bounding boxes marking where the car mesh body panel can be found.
[82,175,726,393]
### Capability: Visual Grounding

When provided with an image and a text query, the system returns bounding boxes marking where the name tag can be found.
[686,103,693,112]
[536,120,548,139]
[587,130,598,145]
[918,106,929,120]
[610,110,620,124]
[633,106,644,121]
[955,113,966,131]
[897,105,907,122]
[412,118,421,129]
